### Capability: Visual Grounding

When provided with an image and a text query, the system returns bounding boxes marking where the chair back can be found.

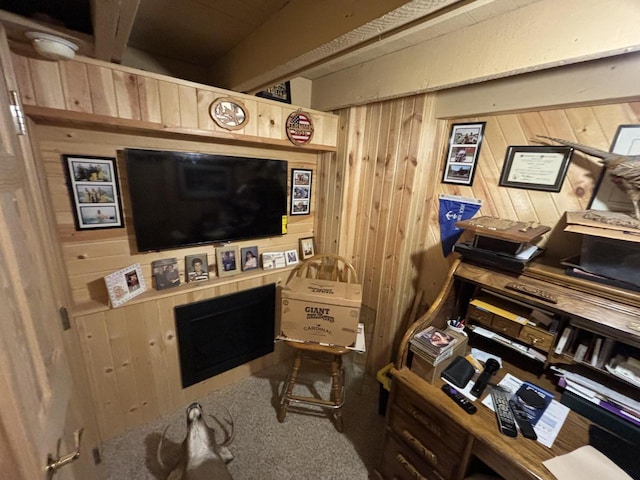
[287,253,358,285]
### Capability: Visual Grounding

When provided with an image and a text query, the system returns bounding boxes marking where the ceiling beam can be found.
[91,0,140,62]
[208,0,457,92]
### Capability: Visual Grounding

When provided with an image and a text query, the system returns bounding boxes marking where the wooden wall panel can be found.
[7,50,339,444]
[12,52,339,151]
[36,125,319,308]
[317,97,640,374]
[74,271,293,441]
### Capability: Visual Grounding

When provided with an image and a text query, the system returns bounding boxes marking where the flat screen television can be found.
[124,148,288,251]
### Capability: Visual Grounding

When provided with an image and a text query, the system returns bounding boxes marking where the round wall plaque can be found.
[209,97,249,130]
[285,111,314,146]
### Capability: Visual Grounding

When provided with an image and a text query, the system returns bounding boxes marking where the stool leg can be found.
[330,355,344,432]
[278,351,302,423]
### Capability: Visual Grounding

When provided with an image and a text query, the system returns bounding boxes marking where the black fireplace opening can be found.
[175,283,276,388]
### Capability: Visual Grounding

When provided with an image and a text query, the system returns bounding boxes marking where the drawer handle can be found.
[401,429,438,466]
[396,453,428,480]
[408,407,442,437]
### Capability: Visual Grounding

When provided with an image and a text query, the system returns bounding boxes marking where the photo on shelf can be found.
[241,246,259,271]
[185,254,210,282]
[152,257,180,290]
[217,245,240,277]
[104,263,146,307]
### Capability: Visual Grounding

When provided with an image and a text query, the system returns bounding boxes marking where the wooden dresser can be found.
[376,258,640,480]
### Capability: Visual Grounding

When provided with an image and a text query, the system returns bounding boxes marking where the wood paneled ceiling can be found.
[0,0,541,94]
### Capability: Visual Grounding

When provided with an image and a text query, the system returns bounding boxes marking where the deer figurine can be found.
[157,402,234,480]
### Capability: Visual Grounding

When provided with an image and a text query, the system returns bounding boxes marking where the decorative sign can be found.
[209,97,249,130]
[285,111,314,146]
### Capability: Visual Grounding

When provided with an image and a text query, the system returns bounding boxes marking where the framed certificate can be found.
[499,146,573,192]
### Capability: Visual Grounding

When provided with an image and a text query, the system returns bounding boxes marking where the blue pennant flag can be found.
[438,194,482,257]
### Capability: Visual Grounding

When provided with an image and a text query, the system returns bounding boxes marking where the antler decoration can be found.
[534,135,640,219]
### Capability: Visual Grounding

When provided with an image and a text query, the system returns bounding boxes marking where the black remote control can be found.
[490,387,517,437]
[441,384,477,414]
[509,400,538,440]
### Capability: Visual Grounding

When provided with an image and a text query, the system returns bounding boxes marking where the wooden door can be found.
[0,28,96,479]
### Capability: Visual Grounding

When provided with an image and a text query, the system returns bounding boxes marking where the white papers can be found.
[480,373,569,448]
[543,445,632,480]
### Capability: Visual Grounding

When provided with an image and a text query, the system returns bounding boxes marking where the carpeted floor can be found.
[101,354,386,479]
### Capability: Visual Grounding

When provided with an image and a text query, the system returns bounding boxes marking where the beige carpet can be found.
[101,354,386,479]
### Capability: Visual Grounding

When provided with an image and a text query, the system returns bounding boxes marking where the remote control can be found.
[509,400,538,440]
[441,384,477,414]
[490,387,517,437]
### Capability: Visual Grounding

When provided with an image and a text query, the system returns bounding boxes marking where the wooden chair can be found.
[277,253,358,432]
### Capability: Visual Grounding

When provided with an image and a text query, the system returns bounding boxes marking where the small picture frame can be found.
[441,122,486,186]
[290,168,312,215]
[499,145,573,192]
[241,246,259,271]
[589,124,640,212]
[262,252,287,270]
[285,249,299,266]
[104,263,146,307]
[209,97,249,131]
[185,254,210,282]
[63,154,124,230]
[216,245,240,277]
[255,81,291,104]
[151,257,180,290]
[299,237,316,260]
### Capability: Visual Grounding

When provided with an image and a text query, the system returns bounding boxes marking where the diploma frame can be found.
[499,145,573,192]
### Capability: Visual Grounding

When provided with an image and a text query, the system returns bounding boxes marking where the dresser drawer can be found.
[390,406,465,479]
[491,316,522,338]
[467,304,493,327]
[392,382,469,455]
[379,433,446,480]
[519,325,554,352]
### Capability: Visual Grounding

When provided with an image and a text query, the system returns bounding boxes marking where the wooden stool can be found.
[277,341,350,432]
[277,253,358,432]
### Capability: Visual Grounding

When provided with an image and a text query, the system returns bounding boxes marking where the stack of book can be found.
[409,326,458,366]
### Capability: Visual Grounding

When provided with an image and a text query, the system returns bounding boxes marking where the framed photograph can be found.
[285,249,299,266]
[290,168,312,215]
[209,97,249,131]
[299,237,316,260]
[185,254,210,282]
[241,246,259,271]
[151,257,180,290]
[589,124,640,212]
[261,252,286,270]
[63,154,124,230]
[441,122,486,186]
[255,81,291,104]
[217,245,240,277]
[499,145,573,192]
[104,263,146,308]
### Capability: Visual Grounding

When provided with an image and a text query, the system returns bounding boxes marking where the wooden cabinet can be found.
[377,258,639,480]
[378,380,472,480]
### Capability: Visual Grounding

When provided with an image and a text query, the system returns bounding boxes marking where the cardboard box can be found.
[279,277,362,346]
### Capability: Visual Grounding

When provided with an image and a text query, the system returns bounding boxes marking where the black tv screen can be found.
[124,148,288,251]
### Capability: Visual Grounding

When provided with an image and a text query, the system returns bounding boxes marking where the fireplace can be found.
[175,283,276,388]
